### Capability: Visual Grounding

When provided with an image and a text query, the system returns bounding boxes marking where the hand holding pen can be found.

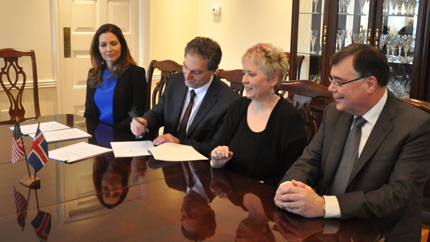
[128,108,150,138]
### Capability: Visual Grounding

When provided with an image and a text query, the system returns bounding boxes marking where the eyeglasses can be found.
[328,76,368,87]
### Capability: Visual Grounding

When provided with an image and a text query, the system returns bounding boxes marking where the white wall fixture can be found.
[212,5,221,15]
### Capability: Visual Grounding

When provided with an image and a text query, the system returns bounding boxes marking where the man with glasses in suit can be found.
[274,44,430,242]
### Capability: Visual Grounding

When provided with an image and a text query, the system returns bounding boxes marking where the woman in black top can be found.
[210,43,307,186]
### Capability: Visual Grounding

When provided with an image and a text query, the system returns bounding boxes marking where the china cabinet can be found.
[289,0,430,102]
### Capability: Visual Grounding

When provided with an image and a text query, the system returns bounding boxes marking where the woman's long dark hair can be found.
[88,23,136,87]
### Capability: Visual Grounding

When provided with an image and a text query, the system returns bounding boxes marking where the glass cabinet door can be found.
[291,0,427,101]
[377,0,420,99]
[295,0,326,83]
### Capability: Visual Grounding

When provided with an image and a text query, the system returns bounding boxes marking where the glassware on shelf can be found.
[393,35,402,60]
[391,0,399,15]
[313,0,319,13]
[310,30,318,54]
[379,34,388,50]
[336,30,346,52]
[394,0,404,15]
[401,35,413,63]
[386,34,394,61]
[338,0,351,14]
[383,0,391,15]
[358,0,368,15]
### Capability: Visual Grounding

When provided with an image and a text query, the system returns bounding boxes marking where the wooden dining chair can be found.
[401,98,430,242]
[284,52,305,81]
[0,48,41,120]
[277,80,332,143]
[146,59,183,112]
[215,69,245,96]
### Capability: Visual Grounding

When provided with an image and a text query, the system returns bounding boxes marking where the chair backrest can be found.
[215,69,245,96]
[0,48,40,120]
[401,98,430,232]
[284,52,305,81]
[277,80,332,143]
[146,59,183,112]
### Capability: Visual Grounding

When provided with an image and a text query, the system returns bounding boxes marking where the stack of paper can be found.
[49,142,112,163]
[110,141,208,162]
[11,121,91,143]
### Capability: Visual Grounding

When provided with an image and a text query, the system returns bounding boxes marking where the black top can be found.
[215,97,307,186]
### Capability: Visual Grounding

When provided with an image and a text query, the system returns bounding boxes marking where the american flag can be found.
[28,126,48,172]
[31,211,51,242]
[12,121,25,163]
[13,186,28,229]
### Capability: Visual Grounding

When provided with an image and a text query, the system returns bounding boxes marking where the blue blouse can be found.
[94,70,118,125]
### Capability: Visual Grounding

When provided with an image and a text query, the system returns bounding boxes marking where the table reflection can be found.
[92,153,131,209]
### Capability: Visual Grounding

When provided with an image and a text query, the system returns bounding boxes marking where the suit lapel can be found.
[322,113,354,192]
[348,91,397,183]
[186,76,219,137]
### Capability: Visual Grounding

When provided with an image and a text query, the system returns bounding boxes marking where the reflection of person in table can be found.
[210,168,276,242]
[93,153,131,208]
[235,193,276,242]
[210,43,307,186]
[162,163,216,240]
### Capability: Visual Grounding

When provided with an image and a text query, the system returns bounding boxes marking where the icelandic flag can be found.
[31,211,51,242]
[28,127,48,172]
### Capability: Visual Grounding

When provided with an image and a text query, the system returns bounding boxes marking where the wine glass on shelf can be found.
[401,35,413,63]
[395,0,404,15]
[379,34,388,50]
[313,0,319,13]
[358,0,367,15]
[310,30,318,54]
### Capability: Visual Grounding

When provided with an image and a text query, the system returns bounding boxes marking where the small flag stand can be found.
[14,121,48,188]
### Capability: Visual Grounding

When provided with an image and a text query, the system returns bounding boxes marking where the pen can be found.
[133,117,150,133]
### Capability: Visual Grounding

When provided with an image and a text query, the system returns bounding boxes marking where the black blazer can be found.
[84,64,147,134]
[280,91,430,241]
[143,72,240,156]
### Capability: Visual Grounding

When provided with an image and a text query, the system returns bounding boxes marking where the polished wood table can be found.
[0,115,384,241]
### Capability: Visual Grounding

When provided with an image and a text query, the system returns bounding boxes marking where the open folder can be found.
[110,141,208,162]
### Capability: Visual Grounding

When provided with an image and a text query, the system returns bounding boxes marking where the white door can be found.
[56,0,139,116]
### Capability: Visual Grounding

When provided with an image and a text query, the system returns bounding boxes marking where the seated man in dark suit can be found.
[130,37,239,157]
[274,44,430,242]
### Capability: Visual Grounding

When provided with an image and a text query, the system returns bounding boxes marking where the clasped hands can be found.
[274,179,325,218]
[130,118,179,145]
[210,146,233,168]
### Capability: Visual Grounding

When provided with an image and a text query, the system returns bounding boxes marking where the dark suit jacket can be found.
[84,64,147,134]
[280,91,430,241]
[143,72,240,156]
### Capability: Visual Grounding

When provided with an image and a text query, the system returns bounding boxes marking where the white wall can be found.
[0,0,56,119]
[0,0,294,120]
[196,0,293,69]
[149,0,293,70]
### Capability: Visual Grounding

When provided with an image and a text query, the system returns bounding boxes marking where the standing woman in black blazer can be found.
[84,23,146,134]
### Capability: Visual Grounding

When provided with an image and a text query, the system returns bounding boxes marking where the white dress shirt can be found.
[177,76,214,134]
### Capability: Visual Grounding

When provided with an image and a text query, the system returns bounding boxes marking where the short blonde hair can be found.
[242,43,289,89]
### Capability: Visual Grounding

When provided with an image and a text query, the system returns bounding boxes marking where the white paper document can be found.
[11,121,70,135]
[49,142,112,163]
[110,141,155,157]
[30,128,91,143]
[148,143,208,162]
